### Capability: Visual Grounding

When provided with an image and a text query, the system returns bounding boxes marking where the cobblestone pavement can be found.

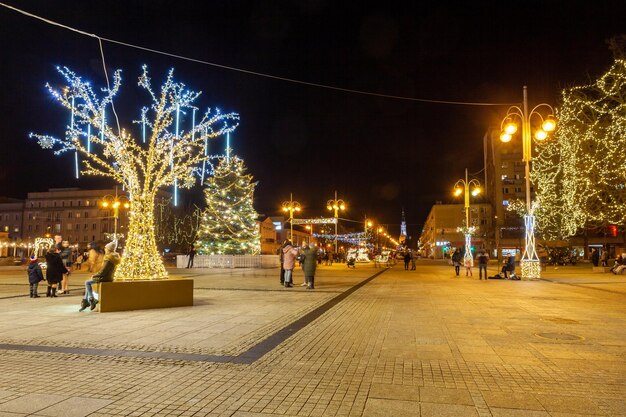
[0,261,624,416]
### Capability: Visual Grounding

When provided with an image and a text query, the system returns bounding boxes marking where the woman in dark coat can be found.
[45,244,68,297]
[302,243,318,289]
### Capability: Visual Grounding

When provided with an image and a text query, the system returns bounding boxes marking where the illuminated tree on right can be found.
[532,59,626,239]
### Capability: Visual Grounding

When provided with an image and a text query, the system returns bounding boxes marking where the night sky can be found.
[1,1,624,239]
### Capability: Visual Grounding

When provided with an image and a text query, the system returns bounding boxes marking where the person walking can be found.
[58,240,73,294]
[282,240,298,288]
[403,250,411,270]
[464,255,473,277]
[601,249,609,267]
[27,255,45,298]
[476,250,489,280]
[591,248,600,267]
[79,241,120,312]
[45,244,68,298]
[86,245,99,273]
[302,242,318,289]
[186,244,196,268]
[278,240,288,286]
[410,249,417,270]
[451,249,462,276]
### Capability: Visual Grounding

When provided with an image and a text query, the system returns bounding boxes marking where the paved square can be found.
[0,261,625,416]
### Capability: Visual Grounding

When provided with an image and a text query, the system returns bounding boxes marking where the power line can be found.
[1,2,519,107]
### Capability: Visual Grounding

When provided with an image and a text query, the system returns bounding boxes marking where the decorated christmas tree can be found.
[196,155,261,255]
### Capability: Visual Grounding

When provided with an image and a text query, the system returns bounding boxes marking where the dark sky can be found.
[1,0,624,239]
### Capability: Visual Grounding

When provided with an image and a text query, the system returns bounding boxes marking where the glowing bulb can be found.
[500,132,512,143]
[454,188,462,196]
[535,130,548,140]
[327,205,332,211]
[471,188,481,196]
[102,201,109,208]
[542,117,556,132]
[340,204,345,210]
[504,123,518,135]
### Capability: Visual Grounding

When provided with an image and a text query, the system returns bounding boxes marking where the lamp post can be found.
[281,193,301,242]
[100,190,130,241]
[326,191,346,253]
[454,168,481,266]
[499,86,557,279]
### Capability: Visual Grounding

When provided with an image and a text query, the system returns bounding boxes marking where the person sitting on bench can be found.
[79,241,120,312]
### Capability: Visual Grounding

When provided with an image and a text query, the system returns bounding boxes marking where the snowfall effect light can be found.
[30,65,239,280]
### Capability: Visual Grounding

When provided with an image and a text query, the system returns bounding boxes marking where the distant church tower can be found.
[400,208,407,243]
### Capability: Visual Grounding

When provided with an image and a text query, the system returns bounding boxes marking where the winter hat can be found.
[104,241,117,253]
[29,255,37,262]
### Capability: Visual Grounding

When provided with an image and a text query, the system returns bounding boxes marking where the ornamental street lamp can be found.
[100,190,130,242]
[499,86,556,279]
[453,168,481,266]
[281,193,301,241]
[326,190,346,253]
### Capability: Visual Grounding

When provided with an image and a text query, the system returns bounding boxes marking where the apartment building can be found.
[21,188,130,247]
[421,202,492,259]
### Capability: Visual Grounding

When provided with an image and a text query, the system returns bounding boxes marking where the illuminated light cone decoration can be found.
[30,66,239,280]
[196,155,261,255]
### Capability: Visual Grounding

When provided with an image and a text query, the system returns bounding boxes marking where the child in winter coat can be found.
[27,256,45,298]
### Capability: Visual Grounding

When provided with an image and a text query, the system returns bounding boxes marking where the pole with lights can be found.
[453,168,481,266]
[281,193,301,242]
[499,86,557,279]
[100,189,130,242]
[326,191,346,253]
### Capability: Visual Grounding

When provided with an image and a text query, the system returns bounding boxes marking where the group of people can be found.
[279,239,317,289]
[450,248,517,280]
[27,235,120,312]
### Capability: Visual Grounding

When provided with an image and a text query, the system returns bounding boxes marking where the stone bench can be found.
[94,278,194,312]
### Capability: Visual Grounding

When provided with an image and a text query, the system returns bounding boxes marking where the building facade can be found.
[421,202,493,259]
[0,198,25,241]
[21,188,130,248]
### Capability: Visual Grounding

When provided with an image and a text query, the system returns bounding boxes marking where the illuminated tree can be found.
[533,59,626,238]
[31,66,239,279]
[196,155,260,255]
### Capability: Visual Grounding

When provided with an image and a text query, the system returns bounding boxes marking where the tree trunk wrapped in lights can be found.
[196,155,260,255]
[30,66,239,280]
[532,59,626,238]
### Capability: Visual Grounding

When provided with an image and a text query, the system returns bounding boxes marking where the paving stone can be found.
[36,396,113,417]
[419,387,474,405]
[420,402,478,417]
[367,383,419,401]
[489,408,549,417]
[481,391,544,410]
[534,394,606,415]
[0,394,61,414]
[362,398,420,417]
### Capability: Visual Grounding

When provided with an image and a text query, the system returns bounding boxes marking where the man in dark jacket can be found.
[302,243,318,289]
[80,241,121,312]
[45,244,68,297]
[27,255,45,298]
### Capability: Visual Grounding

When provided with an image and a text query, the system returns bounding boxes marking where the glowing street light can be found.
[100,189,130,241]
[453,168,481,266]
[499,86,557,279]
[281,193,302,241]
[326,190,346,253]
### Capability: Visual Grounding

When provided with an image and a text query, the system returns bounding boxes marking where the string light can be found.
[30,65,239,280]
[533,59,626,239]
[196,155,260,255]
